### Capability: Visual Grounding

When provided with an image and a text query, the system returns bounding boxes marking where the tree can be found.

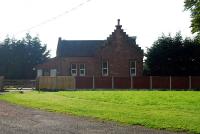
[0,34,50,79]
[184,0,200,37]
[145,33,200,76]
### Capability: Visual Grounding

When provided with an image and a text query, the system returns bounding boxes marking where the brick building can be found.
[36,19,144,77]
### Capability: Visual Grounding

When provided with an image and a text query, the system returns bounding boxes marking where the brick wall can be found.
[36,22,143,78]
[95,26,143,77]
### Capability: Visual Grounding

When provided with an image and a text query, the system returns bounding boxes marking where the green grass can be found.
[0,91,200,133]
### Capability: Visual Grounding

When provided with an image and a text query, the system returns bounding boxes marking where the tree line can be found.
[144,33,200,76]
[0,34,49,79]
[144,0,200,76]
[0,0,199,79]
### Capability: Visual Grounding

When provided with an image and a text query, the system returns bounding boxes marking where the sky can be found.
[0,0,193,57]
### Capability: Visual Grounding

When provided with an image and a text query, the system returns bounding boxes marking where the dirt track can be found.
[0,101,186,134]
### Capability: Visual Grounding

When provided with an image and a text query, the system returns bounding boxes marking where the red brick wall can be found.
[37,25,143,77]
[37,57,96,77]
[37,48,143,78]
[95,28,143,77]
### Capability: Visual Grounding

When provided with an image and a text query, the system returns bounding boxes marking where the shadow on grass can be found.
[34,88,200,92]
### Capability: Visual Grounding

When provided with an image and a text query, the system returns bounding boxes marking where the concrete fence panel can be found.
[75,77,93,89]
[191,76,200,89]
[132,76,150,89]
[114,77,131,89]
[152,76,170,89]
[171,77,189,89]
[95,77,112,89]
[38,76,200,90]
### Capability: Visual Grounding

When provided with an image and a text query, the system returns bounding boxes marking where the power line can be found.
[15,0,92,35]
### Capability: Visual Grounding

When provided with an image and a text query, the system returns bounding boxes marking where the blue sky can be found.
[0,0,193,57]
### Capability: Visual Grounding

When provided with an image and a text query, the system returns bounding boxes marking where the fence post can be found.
[74,76,77,90]
[150,76,152,89]
[131,77,133,89]
[92,75,95,89]
[112,76,114,89]
[169,76,172,91]
[189,76,191,89]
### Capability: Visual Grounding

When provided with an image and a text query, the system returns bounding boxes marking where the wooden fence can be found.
[38,76,75,90]
[37,76,200,90]
[0,76,4,90]
[3,79,36,90]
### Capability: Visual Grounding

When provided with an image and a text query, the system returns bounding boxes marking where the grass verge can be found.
[0,90,199,133]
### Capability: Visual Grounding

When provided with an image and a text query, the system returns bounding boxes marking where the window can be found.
[130,60,136,76]
[37,69,42,77]
[79,64,85,76]
[71,64,77,76]
[43,69,50,76]
[50,69,57,76]
[102,60,108,76]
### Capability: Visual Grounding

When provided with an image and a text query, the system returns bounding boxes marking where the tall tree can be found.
[184,0,200,38]
[0,34,49,79]
[145,33,200,76]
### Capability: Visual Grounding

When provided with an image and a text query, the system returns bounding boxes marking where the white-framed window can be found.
[71,64,77,76]
[50,69,57,76]
[102,60,108,76]
[130,60,136,76]
[43,70,50,76]
[79,64,85,76]
[37,69,43,77]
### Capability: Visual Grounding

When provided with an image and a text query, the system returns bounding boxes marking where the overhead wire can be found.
[14,0,92,35]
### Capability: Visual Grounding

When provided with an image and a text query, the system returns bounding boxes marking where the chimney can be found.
[58,37,62,42]
[116,19,122,29]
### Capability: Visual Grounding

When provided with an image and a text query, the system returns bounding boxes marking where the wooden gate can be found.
[0,76,4,90]
[3,79,36,90]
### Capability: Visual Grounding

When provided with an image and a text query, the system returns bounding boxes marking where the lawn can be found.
[0,91,200,133]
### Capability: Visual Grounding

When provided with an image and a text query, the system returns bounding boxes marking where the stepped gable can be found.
[103,19,143,53]
[56,19,143,58]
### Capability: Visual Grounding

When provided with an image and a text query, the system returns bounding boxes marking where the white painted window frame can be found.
[102,60,108,76]
[130,60,136,76]
[37,69,43,77]
[79,64,85,76]
[50,69,57,77]
[71,64,77,76]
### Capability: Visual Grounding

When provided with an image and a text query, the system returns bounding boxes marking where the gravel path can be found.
[0,101,186,134]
